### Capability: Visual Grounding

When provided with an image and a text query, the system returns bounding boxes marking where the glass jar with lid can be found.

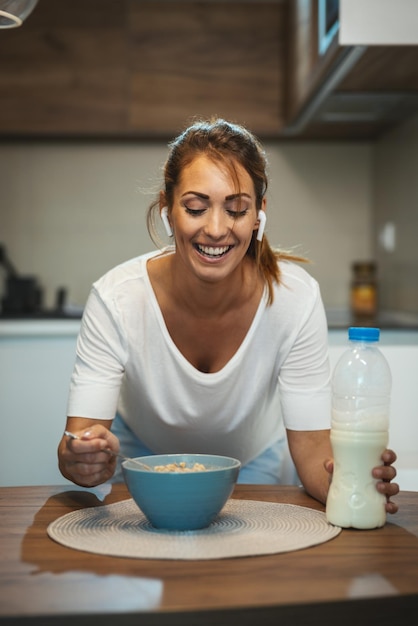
[350,261,378,320]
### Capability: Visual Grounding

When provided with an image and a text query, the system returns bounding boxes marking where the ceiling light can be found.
[0,0,38,29]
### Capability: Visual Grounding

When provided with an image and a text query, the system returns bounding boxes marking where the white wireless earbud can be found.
[256,210,266,241]
[161,206,173,237]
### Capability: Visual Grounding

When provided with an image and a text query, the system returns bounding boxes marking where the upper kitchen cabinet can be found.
[0,0,130,136]
[0,0,285,139]
[284,0,418,139]
[2,0,418,140]
[127,2,285,137]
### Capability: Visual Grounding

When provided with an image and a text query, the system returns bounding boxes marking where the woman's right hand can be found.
[58,420,119,487]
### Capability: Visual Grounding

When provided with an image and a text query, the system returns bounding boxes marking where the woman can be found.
[58,118,398,512]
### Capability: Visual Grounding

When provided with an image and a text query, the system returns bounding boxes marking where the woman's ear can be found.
[256,210,267,241]
[161,206,173,237]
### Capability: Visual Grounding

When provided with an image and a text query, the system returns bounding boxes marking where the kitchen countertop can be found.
[2,308,418,331]
[0,318,81,336]
[325,308,418,330]
[1,483,417,625]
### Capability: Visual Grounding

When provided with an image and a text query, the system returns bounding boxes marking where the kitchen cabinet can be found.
[0,320,80,487]
[127,2,285,137]
[285,0,418,139]
[285,0,342,128]
[0,0,285,139]
[1,0,418,140]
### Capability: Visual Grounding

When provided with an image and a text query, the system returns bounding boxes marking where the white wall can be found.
[374,112,418,315]
[0,139,373,311]
[266,142,373,308]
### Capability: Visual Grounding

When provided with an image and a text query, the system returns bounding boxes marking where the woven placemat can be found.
[47,498,341,560]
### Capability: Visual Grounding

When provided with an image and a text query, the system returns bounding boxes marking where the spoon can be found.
[64,430,152,470]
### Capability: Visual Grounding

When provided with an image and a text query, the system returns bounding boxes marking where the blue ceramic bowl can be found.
[122,453,241,530]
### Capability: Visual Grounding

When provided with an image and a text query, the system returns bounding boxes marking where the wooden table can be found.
[1,484,417,625]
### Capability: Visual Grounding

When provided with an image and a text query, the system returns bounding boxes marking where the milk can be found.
[326,327,391,530]
[326,427,388,529]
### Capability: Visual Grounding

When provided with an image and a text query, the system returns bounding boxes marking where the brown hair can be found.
[147,117,307,304]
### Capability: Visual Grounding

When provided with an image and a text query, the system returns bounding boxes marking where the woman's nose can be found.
[204,209,229,239]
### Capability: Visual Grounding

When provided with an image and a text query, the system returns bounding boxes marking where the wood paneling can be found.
[0,0,130,134]
[338,46,418,91]
[285,0,342,123]
[0,0,286,138]
[128,2,285,137]
[1,0,417,140]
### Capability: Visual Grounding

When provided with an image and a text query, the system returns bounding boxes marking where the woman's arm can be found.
[287,428,399,513]
[58,417,120,487]
[287,429,332,505]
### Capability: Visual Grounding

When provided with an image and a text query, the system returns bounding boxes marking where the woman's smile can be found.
[194,243,233,260]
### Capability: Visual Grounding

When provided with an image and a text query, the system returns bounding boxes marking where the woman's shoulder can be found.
[93,253,147,292]
[93,248,171,294]
[276,259,320,292]
[265,260,326,336]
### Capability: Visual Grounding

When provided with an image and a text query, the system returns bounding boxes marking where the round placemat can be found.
[47,498,341,560]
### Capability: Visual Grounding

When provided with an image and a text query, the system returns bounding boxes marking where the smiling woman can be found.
[158,154,261,287]
[146,117,304,305]
[58,118,399,518]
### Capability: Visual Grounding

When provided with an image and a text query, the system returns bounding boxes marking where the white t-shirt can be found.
[67,249,331,465]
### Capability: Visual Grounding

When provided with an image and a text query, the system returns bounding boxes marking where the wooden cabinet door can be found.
[0,0,286,138]
[128,2,286,137]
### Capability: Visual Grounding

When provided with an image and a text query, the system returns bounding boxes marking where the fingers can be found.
[384,499,399,515]
[373,447,399,490]
[379,480,399,515]
[59,425,119,487]
[67,424,119,453]
[67,455,117,488]
[373,463,397,483]
[324,458,334,475]
[381,448,397,465]
[373,448,400,515]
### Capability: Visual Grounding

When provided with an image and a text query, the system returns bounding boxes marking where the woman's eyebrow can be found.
[181,191,209,199]
[180,191,252,200]
[225,193,252,201]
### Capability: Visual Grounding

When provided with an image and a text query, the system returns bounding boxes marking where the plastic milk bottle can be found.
[326,327,391,529]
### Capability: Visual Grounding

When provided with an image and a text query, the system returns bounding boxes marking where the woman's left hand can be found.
[373,448,399,514]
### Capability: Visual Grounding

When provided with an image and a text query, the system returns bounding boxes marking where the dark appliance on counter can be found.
[0,244,43,315]
[0,244,77,318]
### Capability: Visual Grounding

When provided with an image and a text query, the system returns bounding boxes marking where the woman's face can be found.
[168,154,264,284]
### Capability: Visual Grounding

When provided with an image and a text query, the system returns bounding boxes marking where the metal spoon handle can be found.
[64,430,151,470]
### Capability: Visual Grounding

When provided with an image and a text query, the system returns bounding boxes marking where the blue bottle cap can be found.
[348,327,380,342]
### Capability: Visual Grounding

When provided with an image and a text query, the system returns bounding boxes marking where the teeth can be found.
[198,245,230,257]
